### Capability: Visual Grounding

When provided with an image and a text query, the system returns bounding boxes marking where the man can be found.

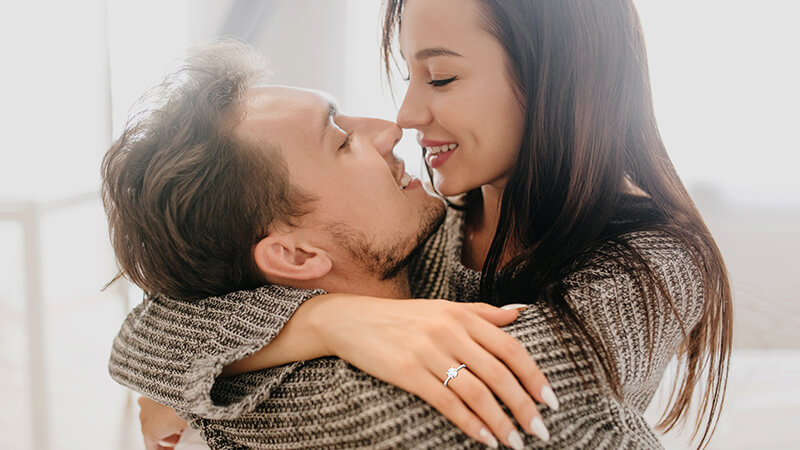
[106,40,666,449]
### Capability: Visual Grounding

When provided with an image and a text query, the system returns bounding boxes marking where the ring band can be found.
[444,364,467,387]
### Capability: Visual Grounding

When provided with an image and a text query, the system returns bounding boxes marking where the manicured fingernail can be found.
[501,303,527,310]
[530,417,550,442]
[508,429,524,450]
[541,385,560,411]
[479,428,498,449]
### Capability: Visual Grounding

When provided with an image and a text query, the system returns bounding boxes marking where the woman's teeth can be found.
[424,143,458,154]
[400,172,412,189]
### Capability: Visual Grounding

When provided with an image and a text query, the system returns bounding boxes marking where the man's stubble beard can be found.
[326,200,446,283]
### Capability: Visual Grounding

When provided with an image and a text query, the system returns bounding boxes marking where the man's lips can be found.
[393,159,406,184]
[392,158,418,190]
[402,176,421,190]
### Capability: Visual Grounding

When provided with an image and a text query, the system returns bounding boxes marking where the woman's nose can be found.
[396,86,432,130]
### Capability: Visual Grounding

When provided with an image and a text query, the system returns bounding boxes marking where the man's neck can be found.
[298,268,411,299]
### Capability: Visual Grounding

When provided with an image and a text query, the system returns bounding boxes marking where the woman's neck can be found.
[462,184,508,271]
[462,178,649,272]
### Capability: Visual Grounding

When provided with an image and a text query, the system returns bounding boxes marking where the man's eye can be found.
[427,76,457,87]
[339,131,353,150]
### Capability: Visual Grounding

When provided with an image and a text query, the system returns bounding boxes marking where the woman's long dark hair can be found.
[382,1,732,448]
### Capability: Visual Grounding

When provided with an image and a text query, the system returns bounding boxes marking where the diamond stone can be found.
[447,367,459,378]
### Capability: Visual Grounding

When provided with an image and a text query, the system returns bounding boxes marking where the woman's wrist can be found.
[299,293,349,358]
[303,293,377,358]
[221,293,350,376]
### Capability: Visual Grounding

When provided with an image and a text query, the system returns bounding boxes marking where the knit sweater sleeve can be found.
[561,231,705,409]
[108,284,325,419]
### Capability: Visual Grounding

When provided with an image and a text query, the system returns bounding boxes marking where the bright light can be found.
[635,0,800,207]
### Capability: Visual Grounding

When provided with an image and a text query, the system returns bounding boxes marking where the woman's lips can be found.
[418,137,458,170]
[418,137,454,147]
[425,145,457,169]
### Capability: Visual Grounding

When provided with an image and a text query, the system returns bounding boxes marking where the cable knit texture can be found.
[109,205,704,449]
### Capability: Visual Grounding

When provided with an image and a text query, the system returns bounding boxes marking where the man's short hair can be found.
[102,39,312,300]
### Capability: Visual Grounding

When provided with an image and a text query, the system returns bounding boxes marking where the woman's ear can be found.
[253,233,333,282]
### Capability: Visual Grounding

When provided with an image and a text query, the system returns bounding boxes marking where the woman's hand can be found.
[137,396,187,450]
[306,296,557,448]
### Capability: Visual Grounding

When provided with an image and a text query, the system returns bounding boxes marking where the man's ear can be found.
[252,233,333,282]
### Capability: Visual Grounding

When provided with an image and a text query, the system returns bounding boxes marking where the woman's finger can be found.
[463,302,521,327]
[403,369,500,449]
[415,348,521,449]
[455,339,550,442]
[468,315,560,412]
[436,362,528,449]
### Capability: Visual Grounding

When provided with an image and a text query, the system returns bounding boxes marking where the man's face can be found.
[235,86,445,279]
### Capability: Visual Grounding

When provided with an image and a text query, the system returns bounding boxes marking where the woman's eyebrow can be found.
[415,47,463,61]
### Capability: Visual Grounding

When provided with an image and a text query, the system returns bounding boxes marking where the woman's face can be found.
[397,0,525,196]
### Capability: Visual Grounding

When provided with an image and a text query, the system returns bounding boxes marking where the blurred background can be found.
[0,0,797,449]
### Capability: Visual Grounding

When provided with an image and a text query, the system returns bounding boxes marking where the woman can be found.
[379,0,731,446]
[122,0,731,448]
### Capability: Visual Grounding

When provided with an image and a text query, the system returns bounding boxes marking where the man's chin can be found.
[419,198,447,243]
[381,199,446,281]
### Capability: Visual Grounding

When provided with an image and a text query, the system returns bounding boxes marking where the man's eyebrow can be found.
[319,101,338,145]
[414,47,463,61]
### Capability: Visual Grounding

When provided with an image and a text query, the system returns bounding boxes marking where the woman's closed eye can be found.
[428,76,457,87]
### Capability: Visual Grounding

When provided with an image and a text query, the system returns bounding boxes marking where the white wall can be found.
[0,0,109,200]
[635,0,800,208]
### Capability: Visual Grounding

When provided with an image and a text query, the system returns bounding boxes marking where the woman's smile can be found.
[419,137,459,169]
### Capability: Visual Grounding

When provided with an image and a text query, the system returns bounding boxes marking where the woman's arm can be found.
[187,305,664,449]
[112,290,555,448]
[222,294,556,446]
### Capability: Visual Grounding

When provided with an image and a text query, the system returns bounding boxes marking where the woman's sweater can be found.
[108,207,704,448]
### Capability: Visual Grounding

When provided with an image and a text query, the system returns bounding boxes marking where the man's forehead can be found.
[244,86,337,115]
[234,86,336,141]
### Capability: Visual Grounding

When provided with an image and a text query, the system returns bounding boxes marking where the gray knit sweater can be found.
[109,207,704,449]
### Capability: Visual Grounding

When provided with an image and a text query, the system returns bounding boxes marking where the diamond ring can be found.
[444,364,467,387]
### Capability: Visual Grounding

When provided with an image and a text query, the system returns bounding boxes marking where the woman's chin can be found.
[433,180,455,197]
[434,178,473,198]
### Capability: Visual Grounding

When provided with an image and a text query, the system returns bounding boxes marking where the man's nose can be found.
[369,119,403,158]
